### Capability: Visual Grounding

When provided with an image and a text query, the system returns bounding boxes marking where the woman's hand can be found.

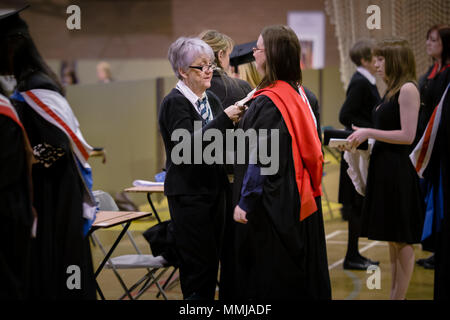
[347,125,371,149]
[224,104,246,123]
[233,205,248,224]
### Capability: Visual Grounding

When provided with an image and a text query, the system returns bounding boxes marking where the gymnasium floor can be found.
[91,150,435,300]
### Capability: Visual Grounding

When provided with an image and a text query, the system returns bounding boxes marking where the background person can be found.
[238,61,261,89]
[0,6,96,299]
[348,39,425,300]
[338,39,381,270]
[199,30,252,108]
[415,24,450,270]
[96,61,114,83]
[158,37,243,300]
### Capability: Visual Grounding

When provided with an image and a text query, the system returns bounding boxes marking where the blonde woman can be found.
[199,30,252,108]
[239,61,262,89]
[348,39,425,300]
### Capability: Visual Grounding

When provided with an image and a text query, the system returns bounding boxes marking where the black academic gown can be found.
[11,72,96,300]
[432,89,450,300]
[0,115,33,299]
[207,70,253,301]
[232,95,331,300]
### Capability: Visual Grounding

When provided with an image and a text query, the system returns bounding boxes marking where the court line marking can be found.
[327,240,387,246]
[328,240,380,270]
[325,230,344,240]
[343,270,362,300]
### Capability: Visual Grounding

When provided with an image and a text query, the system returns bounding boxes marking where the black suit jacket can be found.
[158,88,234,196]
[209,70,252,109]
[303,86,322,141]
[339,71,381,129]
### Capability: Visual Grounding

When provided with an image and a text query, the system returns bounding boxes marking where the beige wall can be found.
[66,79,160,204]
[23,0,340,66]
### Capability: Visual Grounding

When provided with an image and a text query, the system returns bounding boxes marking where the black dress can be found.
[11,72,96,300]
[232,95,331,300]
[432,87,450,300]
[361,91,425,243]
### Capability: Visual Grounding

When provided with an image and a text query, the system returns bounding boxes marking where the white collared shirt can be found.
[356,67,376,85]
[175,80,213,121]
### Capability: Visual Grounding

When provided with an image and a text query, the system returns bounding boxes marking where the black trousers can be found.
[167,191,226,300]
[218,182,234,300]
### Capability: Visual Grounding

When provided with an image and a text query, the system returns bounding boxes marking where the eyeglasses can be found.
[252,47,264,53]
[189,63,216,72]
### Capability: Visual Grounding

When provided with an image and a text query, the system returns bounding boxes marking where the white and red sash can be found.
[0,93,23,128]
[20,89,96,220]
[20,89,93,168]
[410,84,450,178]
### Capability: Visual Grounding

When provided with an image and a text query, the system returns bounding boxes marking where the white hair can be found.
[168,37,214,79]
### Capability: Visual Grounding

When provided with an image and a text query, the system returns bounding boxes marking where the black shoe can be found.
[343,258,376,270]
[423,255,435,269]
[416,258,427,267]
[360,255,379,266]
[417,254,434,268]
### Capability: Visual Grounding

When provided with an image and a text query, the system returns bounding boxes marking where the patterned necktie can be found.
[197,96,210,124]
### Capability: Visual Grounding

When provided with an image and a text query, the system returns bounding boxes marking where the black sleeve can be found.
[0,117,26,189]
[303,87,322,142]
[237,79,253,95]
[160,94,233,137]
[243,96,286,170]
[339,80,373,128]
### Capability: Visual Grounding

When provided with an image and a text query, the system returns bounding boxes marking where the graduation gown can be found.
[0,96,33,299]
[11,72,96,300]
[232,82,331,300]
[432,87,450,300]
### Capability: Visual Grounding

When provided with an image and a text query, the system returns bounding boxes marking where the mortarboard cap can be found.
[230,40,256,67]
[0,4,30,38]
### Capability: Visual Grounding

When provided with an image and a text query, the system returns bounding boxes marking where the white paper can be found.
[132,179,164,187]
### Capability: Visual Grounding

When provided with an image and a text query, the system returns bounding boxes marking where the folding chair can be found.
[91,190,174,300]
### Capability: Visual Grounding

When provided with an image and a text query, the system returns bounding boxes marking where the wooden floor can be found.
[91,149,435,300]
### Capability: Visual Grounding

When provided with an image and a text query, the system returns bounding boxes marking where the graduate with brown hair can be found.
[232,25,331,300]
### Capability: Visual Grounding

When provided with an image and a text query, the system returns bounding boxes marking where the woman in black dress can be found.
[348,39,425,300]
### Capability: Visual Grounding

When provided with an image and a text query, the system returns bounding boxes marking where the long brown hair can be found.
[374,38,416,100]
[258,25,302,90]
[427,24,450,64]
